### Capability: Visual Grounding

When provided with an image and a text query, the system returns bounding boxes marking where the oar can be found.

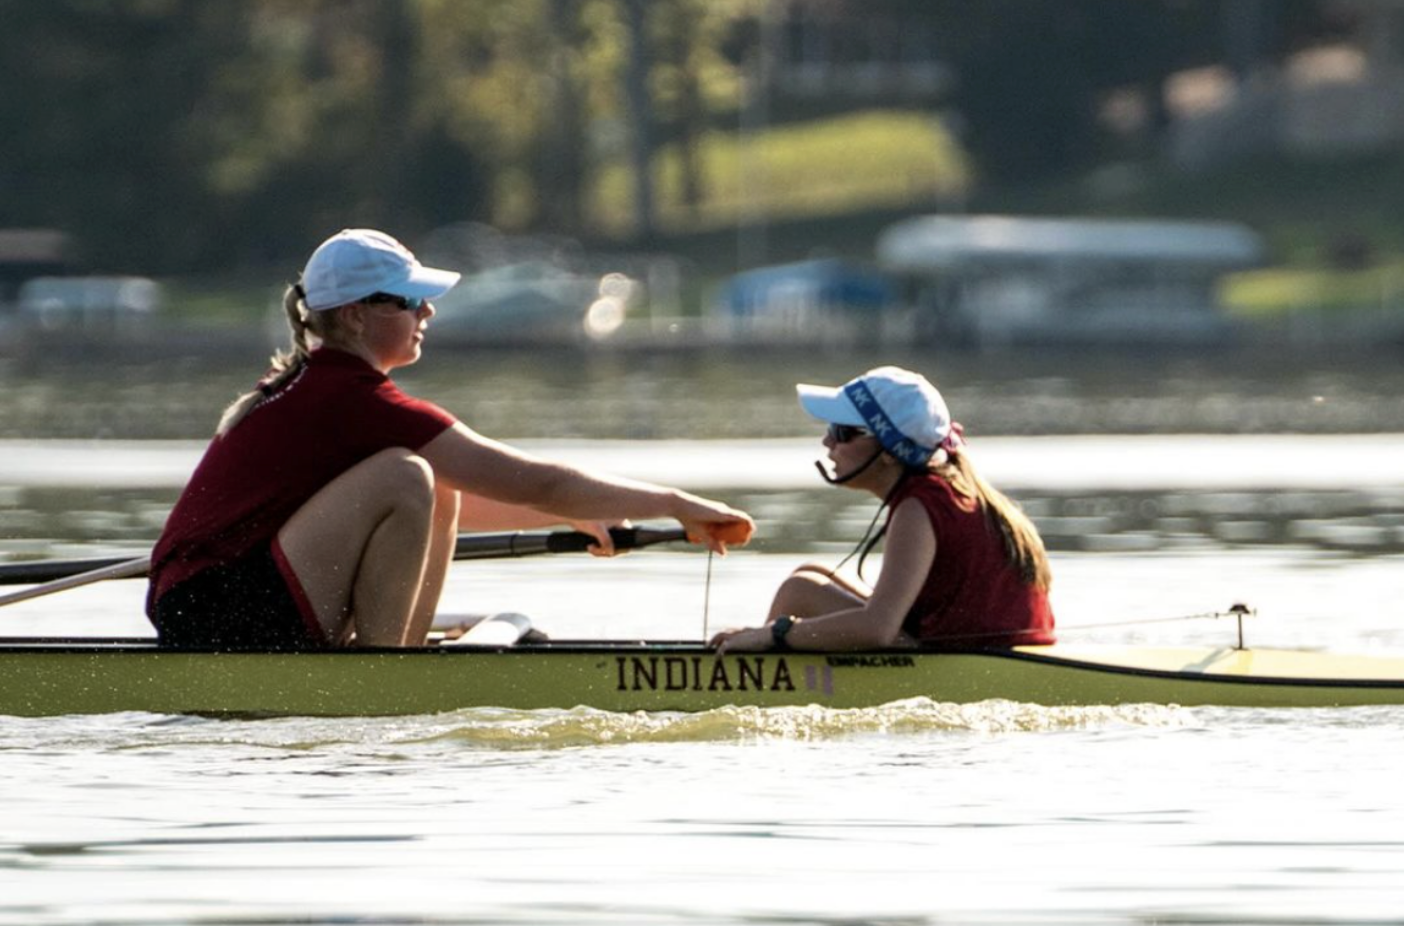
[0,555,143,585]
[0,526,695,593]
[453,526,687,560]
[0,555,152,608]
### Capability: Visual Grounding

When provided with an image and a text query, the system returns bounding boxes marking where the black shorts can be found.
[151,541,328,651]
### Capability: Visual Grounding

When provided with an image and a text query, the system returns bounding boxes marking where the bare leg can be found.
[766,561,871,622]
[277,448,436,646]
[405,482,461,644]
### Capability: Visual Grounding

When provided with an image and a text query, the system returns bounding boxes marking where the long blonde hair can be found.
[215,285,344,436]
[932,450,1052,590]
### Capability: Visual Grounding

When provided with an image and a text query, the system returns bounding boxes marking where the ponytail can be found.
[216,285,319,436]
[934,452,1052,591]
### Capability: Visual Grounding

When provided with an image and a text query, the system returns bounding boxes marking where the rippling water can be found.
[5,345,1404,924]
[5,693,1404,925]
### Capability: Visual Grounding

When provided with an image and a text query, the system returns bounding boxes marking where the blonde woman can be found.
[712,366,1051,653]
[148,228,752,650]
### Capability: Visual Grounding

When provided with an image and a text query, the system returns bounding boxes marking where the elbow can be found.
[856,627,903,650]
[829,618,904,651]
[851,608,908,650]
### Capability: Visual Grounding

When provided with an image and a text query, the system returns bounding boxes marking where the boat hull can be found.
[5,641,1404,716]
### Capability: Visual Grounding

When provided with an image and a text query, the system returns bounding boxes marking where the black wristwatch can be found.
[771,615,796,649]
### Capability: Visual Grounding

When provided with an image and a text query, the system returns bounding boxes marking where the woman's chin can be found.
[390,346,422,370]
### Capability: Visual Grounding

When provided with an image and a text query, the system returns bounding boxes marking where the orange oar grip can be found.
[690,520,754,546]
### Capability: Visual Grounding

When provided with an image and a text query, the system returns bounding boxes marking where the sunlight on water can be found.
[386,699,1195,748]
[0,699,1195,754]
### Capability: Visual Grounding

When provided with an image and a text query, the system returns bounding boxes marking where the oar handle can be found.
[453,526,688,560]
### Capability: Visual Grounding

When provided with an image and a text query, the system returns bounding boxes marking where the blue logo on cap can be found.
[843,380,934,468]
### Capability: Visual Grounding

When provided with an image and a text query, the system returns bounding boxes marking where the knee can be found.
[777,570,828,598]
[771,571,830,612]
[791,561,837,581]
[363,448,436,510]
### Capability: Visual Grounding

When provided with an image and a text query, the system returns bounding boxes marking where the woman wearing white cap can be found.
[147,228,752,650]
[712,366,1052,653]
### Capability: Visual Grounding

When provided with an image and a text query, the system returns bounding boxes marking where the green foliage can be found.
[0,0,1390,283]
[589,111,969,236]
[0,0,501,272]
[1223,261,1404,318]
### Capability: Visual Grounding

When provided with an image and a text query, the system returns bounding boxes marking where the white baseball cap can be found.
[300,228,461,311]
[796,366,958,468]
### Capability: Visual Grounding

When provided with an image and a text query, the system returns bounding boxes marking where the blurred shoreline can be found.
[6,334,1404,440]
[6,434,1404,492]
[4,310,1404,361]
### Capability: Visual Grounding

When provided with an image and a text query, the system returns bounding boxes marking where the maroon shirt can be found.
[147,349,456,611]
[890,472,1055,647]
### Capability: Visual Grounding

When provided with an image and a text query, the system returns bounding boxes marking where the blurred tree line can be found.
[0,0,1341,275]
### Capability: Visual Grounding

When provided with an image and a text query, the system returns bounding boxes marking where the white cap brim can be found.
[796,383,866,426]
[383,264,461,301]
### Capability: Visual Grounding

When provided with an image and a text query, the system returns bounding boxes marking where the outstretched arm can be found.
[419,423,752,553]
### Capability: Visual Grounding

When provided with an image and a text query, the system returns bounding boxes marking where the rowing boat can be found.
[5,631,1404,716]
[5,530,1404,716]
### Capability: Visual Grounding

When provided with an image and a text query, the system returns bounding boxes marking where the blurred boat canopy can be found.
[877,216,1265,347]
[877,216,1265,272]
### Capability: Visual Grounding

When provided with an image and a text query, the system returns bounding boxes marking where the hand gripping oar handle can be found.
[452,526,688,560]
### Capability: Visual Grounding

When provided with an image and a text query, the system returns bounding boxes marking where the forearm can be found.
[518,462,684,523]
[421,425,749,552]
[458,493,581,531]
[425,426,670,518]
[783,605,905,651]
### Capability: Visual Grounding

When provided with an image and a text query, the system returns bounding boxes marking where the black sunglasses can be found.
[827,423,871,443]
[364,292,426,313]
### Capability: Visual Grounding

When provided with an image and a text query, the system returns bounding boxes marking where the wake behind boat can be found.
[5,629,1404,716]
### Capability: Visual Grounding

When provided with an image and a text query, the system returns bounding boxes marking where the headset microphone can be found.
[814,447,884,485]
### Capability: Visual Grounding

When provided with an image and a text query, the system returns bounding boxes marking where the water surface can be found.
[4,345,1404,924]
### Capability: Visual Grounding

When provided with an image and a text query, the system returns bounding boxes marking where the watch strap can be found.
[771,615,795,649]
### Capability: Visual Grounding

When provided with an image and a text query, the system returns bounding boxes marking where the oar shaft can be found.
[0,527,694,587]
[0,556,146,585]
[0,556,152,608]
